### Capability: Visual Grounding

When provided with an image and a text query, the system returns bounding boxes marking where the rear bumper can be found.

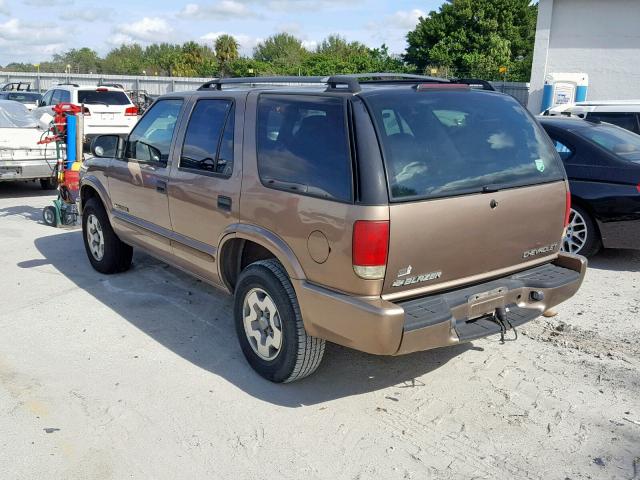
[294,253,587,355]
[0,159,55,181]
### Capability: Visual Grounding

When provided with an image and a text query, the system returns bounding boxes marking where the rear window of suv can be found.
[365,89,563,201]
[78,90,130,106]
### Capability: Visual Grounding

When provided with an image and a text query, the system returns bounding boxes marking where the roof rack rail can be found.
[57,83,80,87]
[198,73,451,94]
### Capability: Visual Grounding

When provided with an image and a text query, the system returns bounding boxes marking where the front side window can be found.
[365,90,564,201]
[41,90,53,106]
[580,123,640,163]
[126,99,183,164]
[256,95,352,202]
[51,90,63,104]
[180,99,234,176]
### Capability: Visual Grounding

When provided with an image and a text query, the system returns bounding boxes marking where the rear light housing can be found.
[352,220,389,280]
[82,106,91,116]
[96,87,109,92]
[125,106,139,116]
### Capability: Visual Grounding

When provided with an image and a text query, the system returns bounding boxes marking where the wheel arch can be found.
[80,176,112,216]
[218,224,306,292]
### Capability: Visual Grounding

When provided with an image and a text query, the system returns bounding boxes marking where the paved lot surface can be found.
[1,182,639,480]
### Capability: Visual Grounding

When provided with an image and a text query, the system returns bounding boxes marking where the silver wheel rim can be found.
[86,214,105,261]
[242,288,283,361]
[562,208,587,254]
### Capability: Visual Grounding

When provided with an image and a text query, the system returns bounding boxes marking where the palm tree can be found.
[214,35,240,77]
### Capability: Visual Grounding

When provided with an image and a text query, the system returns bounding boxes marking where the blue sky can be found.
[0,0,445,65]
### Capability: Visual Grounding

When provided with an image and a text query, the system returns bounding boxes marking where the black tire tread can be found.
[240,259,325,383]
[82,197,133,274]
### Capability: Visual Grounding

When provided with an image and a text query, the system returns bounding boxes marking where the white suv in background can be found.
[33,84,139,146]
[546,100,640,135]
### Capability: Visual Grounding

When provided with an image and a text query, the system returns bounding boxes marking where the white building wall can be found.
[528,0,640,112]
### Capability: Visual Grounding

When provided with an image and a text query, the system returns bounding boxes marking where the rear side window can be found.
[78,90,130,106]
[365,90,564,201]
[586,112,640,134]
[181,99,234,176]
[580,123,640,163]
[256,95,352,202]
[553,139,574,161]
[52,90,69,104]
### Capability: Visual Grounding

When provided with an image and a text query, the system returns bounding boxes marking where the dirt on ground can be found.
[1,182,639,480]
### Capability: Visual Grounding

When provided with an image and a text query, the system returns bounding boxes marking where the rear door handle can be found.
[217,195,232,212]
[156,180,167,194]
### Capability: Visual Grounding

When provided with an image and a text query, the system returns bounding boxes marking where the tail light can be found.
[636,182,640,193]
[82,106,91,116]
[125,106,139,116]
[352,220,389,280]
[564,190,572,227]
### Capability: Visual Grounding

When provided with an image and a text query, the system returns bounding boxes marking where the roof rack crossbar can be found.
[197,73,452,93]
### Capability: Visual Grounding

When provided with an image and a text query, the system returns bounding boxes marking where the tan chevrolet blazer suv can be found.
[79,74,587,383]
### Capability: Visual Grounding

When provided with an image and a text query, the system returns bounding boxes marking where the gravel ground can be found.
[1,181,639,480]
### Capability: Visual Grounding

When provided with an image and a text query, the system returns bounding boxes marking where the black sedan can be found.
[540,117,640,257]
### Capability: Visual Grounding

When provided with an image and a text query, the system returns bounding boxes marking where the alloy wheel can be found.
[562,208,587,254]
[86,213,105,261]
[242,288,283,361]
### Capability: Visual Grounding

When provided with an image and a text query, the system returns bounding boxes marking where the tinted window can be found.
[7,92,41,103]
[257,95,352,202]
[78,90,130,106]
[580,123,640,163]
[51,90,63,104]
[586,112,640,134]
[181,99,233,176]
[553,139,574,161]
[365,90,563,201]
[126,99,182,164]
[41,90,53,106]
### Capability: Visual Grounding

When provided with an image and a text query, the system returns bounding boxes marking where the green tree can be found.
[253,33,308,65]
[405,0,537,81]
[53,48,102,73]
[102,44,146,75]
[214,34,240,77]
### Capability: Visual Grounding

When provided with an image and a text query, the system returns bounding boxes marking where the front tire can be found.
[82,197,133,274]
[234,259,325,383]
[562,204,602,257]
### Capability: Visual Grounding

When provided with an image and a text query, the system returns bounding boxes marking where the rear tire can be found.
[82,197,133,274]
[562,204,602,257]
[234,259,325,383]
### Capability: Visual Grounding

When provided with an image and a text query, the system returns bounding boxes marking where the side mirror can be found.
[91,135,124,158]
[37,99,45,107]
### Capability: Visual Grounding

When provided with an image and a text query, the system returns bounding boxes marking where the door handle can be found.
[156,180,167,194]
[217,195,232,212]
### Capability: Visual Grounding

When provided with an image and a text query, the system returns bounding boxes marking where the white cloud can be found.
[179,1,258,19]
[23,0,73,5]
[109,17,173,45]
[386,9,425,29]
[0,0,9,15]
[0,18,67,62]
[268,0,354,11]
